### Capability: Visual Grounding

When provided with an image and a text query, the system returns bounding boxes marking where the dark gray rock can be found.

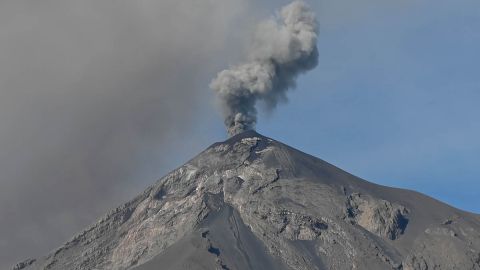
[15,131,480,270]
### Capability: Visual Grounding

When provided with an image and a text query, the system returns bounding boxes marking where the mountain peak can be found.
[227,129,263,140]
[210,129,268,147]
[15,134,480,270]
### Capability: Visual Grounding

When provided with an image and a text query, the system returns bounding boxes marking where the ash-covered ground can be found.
[15,131,480,270]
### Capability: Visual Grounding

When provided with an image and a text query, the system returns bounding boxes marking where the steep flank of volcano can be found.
[15,131,480,270]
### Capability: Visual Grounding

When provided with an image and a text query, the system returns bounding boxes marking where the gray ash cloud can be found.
[0,0,247,268]
[210,1,319,136]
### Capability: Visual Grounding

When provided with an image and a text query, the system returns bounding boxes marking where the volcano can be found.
[15,131,480,270]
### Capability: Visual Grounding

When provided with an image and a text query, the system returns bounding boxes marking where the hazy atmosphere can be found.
[1,0,479,268]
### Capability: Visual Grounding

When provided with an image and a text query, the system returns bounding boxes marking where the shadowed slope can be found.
[134,193,289,270]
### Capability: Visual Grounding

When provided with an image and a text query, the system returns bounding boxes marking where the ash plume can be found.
[210,0,319,136]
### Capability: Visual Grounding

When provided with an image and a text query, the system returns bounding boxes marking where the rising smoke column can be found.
[210,0,319,136]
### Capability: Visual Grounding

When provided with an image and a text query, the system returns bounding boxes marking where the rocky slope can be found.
[15,131,480,270]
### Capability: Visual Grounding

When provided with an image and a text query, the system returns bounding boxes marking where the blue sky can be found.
[249,0,480,213]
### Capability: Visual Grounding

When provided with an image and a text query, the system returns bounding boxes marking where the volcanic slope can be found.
[15,131,480,270]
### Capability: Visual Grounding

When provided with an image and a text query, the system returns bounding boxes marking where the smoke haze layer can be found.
[0,0,249,268]
[210,0,319,136]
